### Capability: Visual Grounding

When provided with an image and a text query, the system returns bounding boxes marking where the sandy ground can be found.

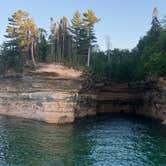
[34,64,83,79]
[0,63,84,92]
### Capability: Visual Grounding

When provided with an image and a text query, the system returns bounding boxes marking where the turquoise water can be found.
[0,114,166,166]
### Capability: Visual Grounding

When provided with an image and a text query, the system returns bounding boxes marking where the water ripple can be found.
[0,114,166,166]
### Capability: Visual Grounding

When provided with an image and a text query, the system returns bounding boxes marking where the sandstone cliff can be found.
[137,78,166,124]
[0,64,165,124]
[97,77,166,124]
[0,64,96,124]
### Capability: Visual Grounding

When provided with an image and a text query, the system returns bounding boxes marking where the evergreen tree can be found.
[60,16,68,60]
[49,17,71,63]
[5,10,39,66]
[24,18,39,66]
[36,28,48,62]
[49,17,56,61]
[150,8,161,35]
[70,11,84,57]
[83,10,100,66]
[4,10,29,72]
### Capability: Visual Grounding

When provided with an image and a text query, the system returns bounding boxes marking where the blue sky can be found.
[0,0,166,50]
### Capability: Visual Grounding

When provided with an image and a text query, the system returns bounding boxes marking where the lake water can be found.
[0,114,166,166]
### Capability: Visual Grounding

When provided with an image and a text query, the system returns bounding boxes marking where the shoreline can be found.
[0,64,165,125]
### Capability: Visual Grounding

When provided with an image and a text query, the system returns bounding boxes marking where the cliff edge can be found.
[0,64,96,124]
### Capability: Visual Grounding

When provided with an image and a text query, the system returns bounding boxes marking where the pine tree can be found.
[70,11,83,58]
[36,28,48,62]
[5,10,39,66]
[49,19,63,62]
[150,8,161,35]
[24,18,39,66]
[49,17,55,61]
[60,16,68,61]
[83,10,100,67]
[5,10,29,55]
[4,10,29,71]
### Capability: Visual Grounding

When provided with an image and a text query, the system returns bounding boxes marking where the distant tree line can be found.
[0,9,100,76]
[91,8,166,82]
[0,8,166,83]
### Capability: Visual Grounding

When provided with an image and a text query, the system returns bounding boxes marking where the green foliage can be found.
[0,52,7,76]
[47,9,100,66]
[70,11,86,56]
[136,15,166,78]
[1,10,39,75]
[0,43,23,76]
[91,51,107,77]
[36,28,48,62]
[0,8,165,83]
[91,49,146,82]
[90,11,166,83]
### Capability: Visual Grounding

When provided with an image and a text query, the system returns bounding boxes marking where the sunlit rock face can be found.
[0,64,96,124]
[0,64,165,124]
[0,91,76,124]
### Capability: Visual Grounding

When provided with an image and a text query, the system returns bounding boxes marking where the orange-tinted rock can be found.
[0,64,95,124]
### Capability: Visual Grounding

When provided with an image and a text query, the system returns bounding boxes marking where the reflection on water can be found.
[0,114,166,166]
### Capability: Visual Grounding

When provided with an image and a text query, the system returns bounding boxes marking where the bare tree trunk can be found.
[31,43,36,66]
[68,36,71,63]
[87,46,91,67]
[105,35,111,62]
[57,39,60,62]
[62,34,65,62]
[51,42,54,62]
[107,51,110,62]
[87,28,91,67]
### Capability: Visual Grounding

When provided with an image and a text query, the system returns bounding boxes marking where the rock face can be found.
[136,78,166,123]
[75,94,97,118]
[0,64,92,124]
[97,78,166,123]
[97,83,144,114]
[0,64,165,124]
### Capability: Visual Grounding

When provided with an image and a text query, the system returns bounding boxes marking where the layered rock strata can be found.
[97,78,166,124]
[0,64,96,124]
[0,64,165,124]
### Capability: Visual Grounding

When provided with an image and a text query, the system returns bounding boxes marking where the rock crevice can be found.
[97,78,166,124]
